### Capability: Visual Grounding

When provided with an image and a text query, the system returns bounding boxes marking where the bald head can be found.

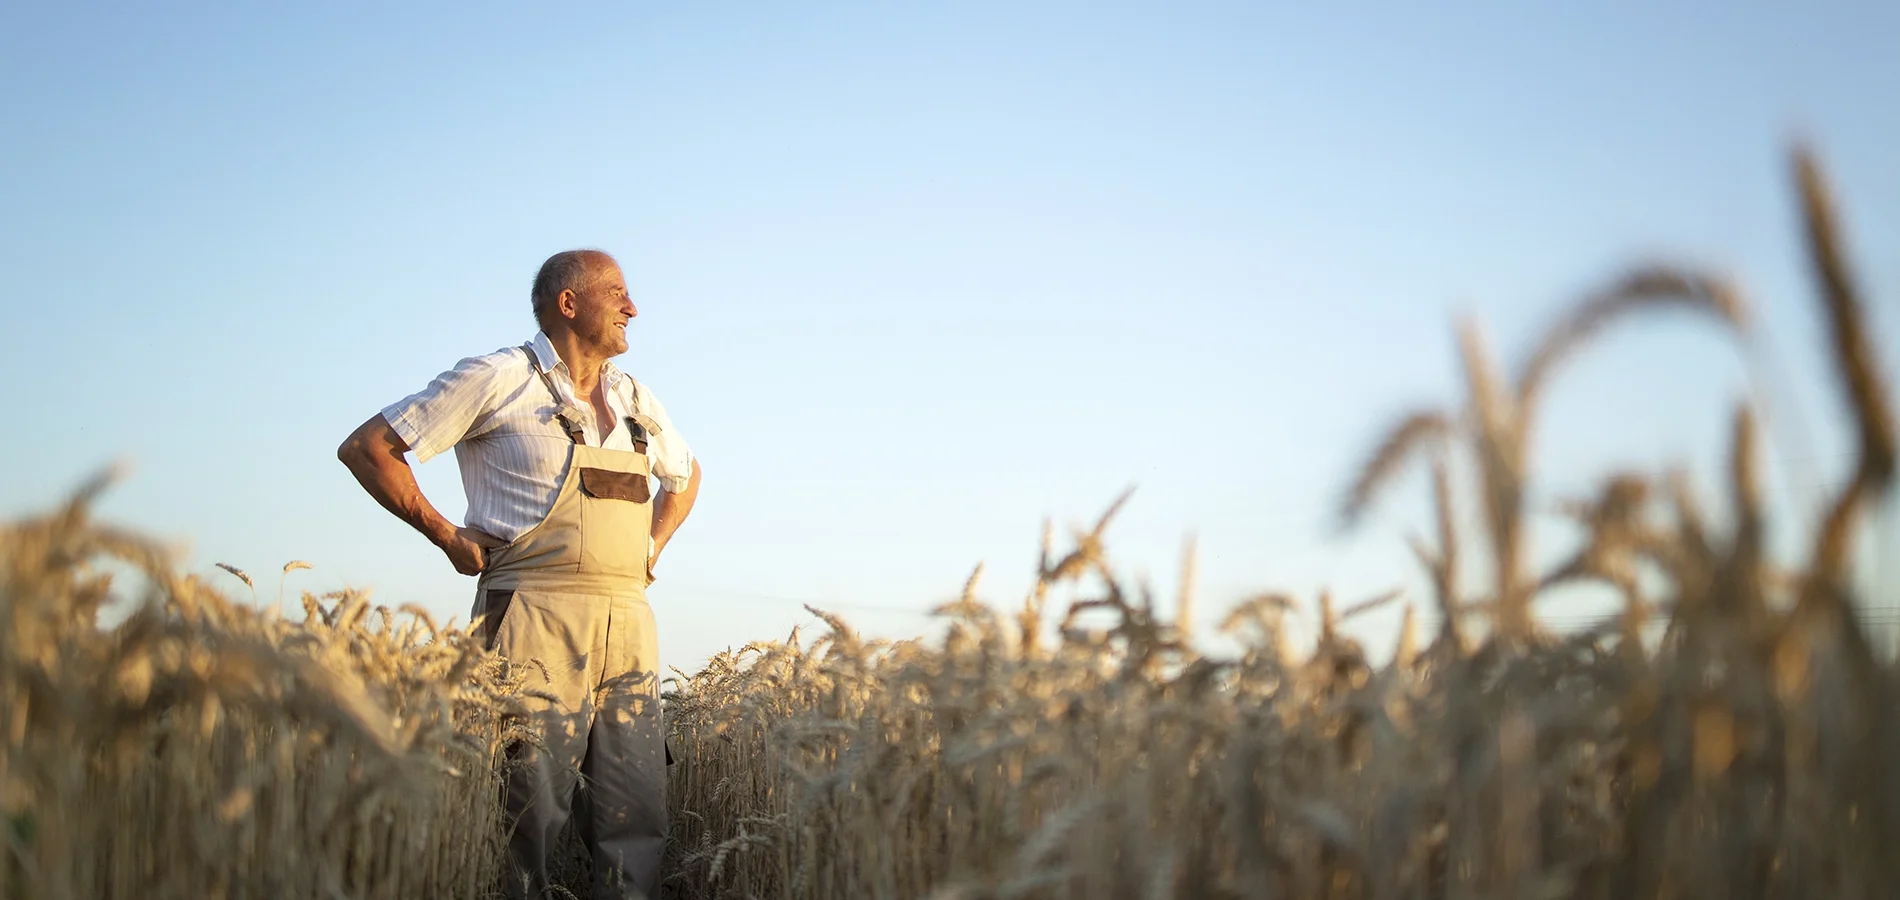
[532,249,618,331]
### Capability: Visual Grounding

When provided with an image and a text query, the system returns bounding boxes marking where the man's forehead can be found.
[573,253,624,291]
[585,254,623,279]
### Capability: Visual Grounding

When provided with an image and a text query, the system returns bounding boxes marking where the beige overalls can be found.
[473,345,668,900]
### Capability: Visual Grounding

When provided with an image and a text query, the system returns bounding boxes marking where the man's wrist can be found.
[420,515,458,549]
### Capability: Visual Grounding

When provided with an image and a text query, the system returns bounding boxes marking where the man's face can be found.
[570,262,637,357]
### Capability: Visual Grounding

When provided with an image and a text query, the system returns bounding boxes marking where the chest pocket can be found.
[579,467,651,503]
[577,460,653,577]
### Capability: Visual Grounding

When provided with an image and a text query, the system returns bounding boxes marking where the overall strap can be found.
[625,416,649,454]
[520,344,583,445]
[621,377,651,454]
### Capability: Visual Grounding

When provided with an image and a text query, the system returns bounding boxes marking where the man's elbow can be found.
[337,423,372,469]
[338,415,399,471]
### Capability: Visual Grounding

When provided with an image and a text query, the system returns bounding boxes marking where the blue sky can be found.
[3,1,1897,671]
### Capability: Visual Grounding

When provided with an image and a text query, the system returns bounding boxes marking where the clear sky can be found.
[3,1,1897,672]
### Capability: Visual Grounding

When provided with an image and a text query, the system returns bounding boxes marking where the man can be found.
[336,248,702,900]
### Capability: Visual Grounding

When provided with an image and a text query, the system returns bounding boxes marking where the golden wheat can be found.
[0,142,1890,900]
[656,144,1900,900]
[0,487,537,899]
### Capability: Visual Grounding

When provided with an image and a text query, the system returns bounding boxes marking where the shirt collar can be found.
[529,330,633,392]
[527,331,563,375]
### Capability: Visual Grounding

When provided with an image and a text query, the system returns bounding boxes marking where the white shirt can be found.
[381,331,695,541]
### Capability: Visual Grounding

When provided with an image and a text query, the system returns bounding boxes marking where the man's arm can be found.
[336,413,500,575]
[647,458,702,575]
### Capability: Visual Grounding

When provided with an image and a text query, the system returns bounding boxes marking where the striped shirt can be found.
[381,331,695,542]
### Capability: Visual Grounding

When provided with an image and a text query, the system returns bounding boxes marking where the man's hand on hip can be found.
[339,414,501,575]
[439,526,507,576]
[644,458,702,587]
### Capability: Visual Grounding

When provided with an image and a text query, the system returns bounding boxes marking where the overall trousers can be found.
[475,348,668,900]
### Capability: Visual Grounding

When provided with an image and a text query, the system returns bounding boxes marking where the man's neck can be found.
[544,330,607,395]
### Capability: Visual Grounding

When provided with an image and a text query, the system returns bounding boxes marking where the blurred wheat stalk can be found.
[659,145,1900,900]
[0,144,1890,900]
[0,471,539,898]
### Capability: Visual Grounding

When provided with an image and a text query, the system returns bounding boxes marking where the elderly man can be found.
[337,248,701,900]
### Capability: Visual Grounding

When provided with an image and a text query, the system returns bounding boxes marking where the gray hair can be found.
[531,249,614,329]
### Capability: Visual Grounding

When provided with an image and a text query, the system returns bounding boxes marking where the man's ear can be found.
[556,288,579,320]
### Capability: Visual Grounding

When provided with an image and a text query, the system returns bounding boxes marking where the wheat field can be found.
[1,145,1894,899]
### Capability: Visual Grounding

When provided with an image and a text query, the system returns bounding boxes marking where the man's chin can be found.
[589,333,629,357]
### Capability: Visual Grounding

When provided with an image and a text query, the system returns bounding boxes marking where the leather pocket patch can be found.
[579,467,650,503]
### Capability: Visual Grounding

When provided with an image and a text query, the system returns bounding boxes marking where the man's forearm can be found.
[338,414,458,548]
[650,458,702,553]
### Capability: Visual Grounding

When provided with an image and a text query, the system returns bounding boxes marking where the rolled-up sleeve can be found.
[631,379,695,494]
[380,354,506,464]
